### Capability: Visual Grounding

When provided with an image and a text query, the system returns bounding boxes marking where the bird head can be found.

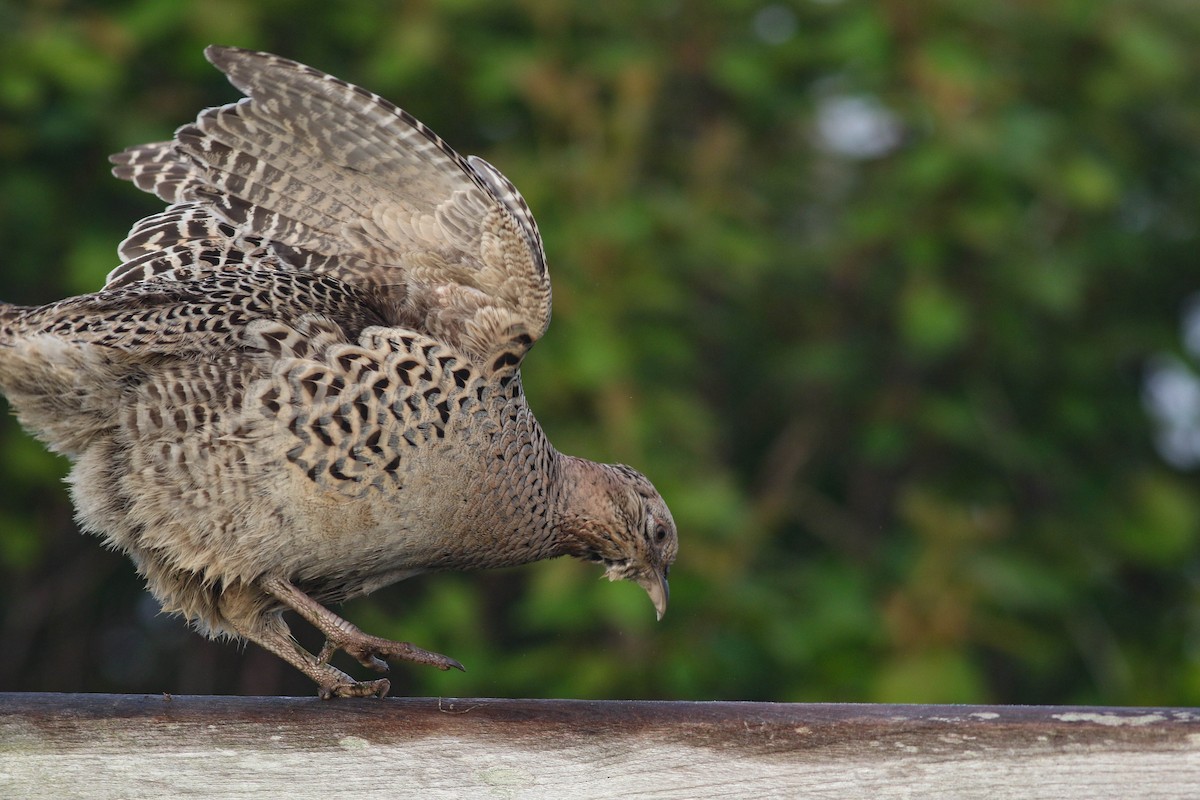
[556,458,678,620]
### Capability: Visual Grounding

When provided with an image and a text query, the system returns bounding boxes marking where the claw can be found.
[350,649,391,674]
[319,637,391,673]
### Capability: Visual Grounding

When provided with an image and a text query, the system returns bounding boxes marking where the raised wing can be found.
[110,46,551,370]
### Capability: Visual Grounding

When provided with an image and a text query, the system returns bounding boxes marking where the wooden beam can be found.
[1,693,1197,798]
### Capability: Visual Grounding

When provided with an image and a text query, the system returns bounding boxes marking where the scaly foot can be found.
[260,576,467,682]
[319,629,465,673]
[318,677,392,700]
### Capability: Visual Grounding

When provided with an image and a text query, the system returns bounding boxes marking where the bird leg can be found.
[259,576,465,681]
[229,612,391,699]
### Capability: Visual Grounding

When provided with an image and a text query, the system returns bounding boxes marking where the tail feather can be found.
[0,334,136,456]
[0,301,30,334]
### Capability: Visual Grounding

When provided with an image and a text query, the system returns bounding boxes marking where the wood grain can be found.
[1,694,1197,798]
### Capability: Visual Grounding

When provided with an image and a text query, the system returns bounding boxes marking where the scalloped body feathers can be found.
[0,47,676,696]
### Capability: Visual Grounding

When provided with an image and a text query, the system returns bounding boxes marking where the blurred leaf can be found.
[1107,473,1200,565]
[874,649,986,703]
[899,276,970,359]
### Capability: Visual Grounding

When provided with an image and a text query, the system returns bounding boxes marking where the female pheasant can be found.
[0,46,676,698]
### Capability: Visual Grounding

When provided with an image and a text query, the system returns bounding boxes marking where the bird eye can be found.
[654,524,667,543]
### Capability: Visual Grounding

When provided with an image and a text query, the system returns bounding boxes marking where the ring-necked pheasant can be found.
[0,46,676,698]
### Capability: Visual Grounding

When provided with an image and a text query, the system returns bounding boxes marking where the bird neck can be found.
[547,454,626,563]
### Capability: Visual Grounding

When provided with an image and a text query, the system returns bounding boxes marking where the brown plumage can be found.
[0,46,676,698]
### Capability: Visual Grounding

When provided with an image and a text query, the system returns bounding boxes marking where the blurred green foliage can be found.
[2,0,1199,704]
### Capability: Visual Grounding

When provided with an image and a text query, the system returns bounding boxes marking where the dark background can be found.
[2,0,1199,703]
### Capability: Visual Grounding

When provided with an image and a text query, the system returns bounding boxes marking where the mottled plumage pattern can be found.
[0,46,676,698]
[111,46,550,368]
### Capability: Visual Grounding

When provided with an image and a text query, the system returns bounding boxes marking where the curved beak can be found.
[637,570,670,621]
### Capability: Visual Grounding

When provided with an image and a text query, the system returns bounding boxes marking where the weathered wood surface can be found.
[0,694,1197,799]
